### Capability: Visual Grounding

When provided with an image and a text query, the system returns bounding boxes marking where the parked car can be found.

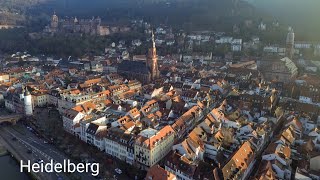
[36,159,44,164]
[115,168,122,174]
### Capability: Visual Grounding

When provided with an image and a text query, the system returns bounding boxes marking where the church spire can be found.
[148,30,159,81]
[152,30,156,52]
[51,10,59,29]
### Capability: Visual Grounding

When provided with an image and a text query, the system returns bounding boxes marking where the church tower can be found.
[51,11,59,29]
[147,31,160,80]
[24,87,33,116]
[286,27,295,59]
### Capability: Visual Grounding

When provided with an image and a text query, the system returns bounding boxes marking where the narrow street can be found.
[247,115,286,178]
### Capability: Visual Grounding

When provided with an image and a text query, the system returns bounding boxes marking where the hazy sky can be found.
[247,0,320,40]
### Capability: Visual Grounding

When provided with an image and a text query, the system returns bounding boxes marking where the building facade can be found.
[44,12,110,36]
[257,57,298,82]
[135,125,175,170]
[286,27,295,59]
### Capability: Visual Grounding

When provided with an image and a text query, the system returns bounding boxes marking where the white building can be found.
[258,22,267,31]
[263,46,278,53]
[33,93,49,107]
[215,37,233,44]
[80,116,108,143]
[24,88,33,116]
[294,42,312,49]
[104,128,135,164]
[232,44,242,52]
[63,108,85,135]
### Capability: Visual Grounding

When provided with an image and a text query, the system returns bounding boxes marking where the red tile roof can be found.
[145,165,176,180]
[136,125,175,149]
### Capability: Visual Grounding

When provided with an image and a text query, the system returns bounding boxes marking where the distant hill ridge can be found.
[245,0,320,40]
[0,0,262,31]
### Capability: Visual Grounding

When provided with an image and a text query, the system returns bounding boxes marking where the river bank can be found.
[0,155,31,180]
[0,131,39,180]
[0,136,31,179]
[0,143,8,156]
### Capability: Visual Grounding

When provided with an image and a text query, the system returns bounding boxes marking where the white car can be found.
[115,168,122,174]
[27,127,34,131]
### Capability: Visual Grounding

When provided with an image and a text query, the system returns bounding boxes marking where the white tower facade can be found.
[286,27,295,59]
[24,88,33,116]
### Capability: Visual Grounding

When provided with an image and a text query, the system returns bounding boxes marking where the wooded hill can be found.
[1,0,263,31]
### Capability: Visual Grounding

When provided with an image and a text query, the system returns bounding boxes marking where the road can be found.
[0,124,97,180]
[0,126,58,180]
